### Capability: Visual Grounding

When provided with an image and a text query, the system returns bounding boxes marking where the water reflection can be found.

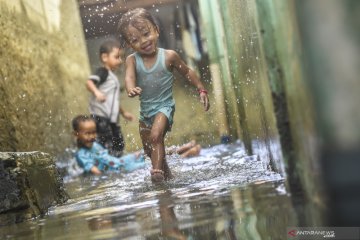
[1,141,309,240]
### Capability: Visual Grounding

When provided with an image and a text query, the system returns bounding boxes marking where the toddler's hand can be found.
[95,91,106,102]
[200,92,210,111]
[128,87,142,97]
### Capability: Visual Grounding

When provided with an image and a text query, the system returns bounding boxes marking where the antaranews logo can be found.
[288,229,297,237]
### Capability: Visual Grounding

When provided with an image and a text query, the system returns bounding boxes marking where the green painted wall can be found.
[255,0,323,225]
[199,0,284,174]
[295,0,360,225]
[198,0,360,225]
[199,0,325,224]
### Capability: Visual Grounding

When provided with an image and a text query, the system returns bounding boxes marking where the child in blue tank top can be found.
[118,8,210,183]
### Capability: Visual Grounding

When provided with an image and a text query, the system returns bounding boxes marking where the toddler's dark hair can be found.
[72,115,94,132]
[99,38,121,57]
[117,8,158,47]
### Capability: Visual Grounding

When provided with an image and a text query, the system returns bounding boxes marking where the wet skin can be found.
[75,120,97,149]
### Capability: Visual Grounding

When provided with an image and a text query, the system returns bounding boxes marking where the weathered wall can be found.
[199,0,284,175]
[0,152,68,225]
[295,0,360,226]
[255,0,323,225]
[221,0,284,172]
[199,0,326,225]
[0,0,90,155]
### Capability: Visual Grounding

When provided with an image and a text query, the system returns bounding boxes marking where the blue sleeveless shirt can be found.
[134,48,175,119]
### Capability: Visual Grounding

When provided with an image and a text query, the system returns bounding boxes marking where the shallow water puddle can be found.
[1,141,304,240]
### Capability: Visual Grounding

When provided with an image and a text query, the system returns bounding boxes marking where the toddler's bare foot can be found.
[190,139,196,146]
[176,140,197,155]
[183,140,196,149]
[180,144,201,158]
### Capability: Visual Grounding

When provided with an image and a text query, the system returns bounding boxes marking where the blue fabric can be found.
[134,48,175,125]
[121,154,146,172]
[75,142,145,173]
[140,105,175,128]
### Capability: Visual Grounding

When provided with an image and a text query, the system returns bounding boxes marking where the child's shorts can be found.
[139,105,175,131]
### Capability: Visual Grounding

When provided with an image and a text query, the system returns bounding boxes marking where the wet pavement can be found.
[0,141,306,240]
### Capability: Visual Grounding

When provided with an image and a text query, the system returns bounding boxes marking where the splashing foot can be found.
[150,169,165,183]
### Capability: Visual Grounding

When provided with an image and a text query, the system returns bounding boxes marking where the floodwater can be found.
[1,141,307,240]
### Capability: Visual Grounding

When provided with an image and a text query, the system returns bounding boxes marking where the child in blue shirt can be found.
[72,115,145,175]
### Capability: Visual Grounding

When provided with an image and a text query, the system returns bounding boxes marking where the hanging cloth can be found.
[185,3,201,61]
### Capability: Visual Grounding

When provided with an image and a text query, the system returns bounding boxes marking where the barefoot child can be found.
[166,140,202,158]
[72,115,145,175]
[117,8,210,182]
[86,38,135,157]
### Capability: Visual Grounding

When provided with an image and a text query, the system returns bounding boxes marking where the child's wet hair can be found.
[72,115,94,132]
[117,8,158,47]
[99,38,121,57]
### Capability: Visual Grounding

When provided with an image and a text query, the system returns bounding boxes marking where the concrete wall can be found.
[199,0,285,175]
[0,152,68,225]
[221,0,284,172]
[0,0,90,155]
[255,0,323,225]
[200,0,326,225]
[295,0,360,226]
[199,0,360,225]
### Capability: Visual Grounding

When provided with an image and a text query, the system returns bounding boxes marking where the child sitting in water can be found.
[72,115,146,175]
